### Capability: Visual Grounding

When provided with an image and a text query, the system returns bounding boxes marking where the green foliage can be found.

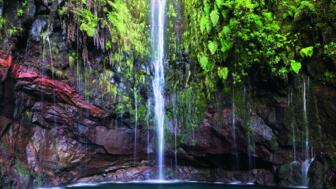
[324,42,336,57]
[218,67,229,80]
[210,9,219,26]
[208,41,218,55]
[78,9,98,37]
[300,46,314,58]
[17,0,27,17]
[198,54,213,73]
[0,17,5,29]
[106,0,149,58]
[15,159,31,177]
[290,60,302,74]
[182,0,319,89]
[17,9,24,17]
[174,84,207,140]
[322,71,336,84]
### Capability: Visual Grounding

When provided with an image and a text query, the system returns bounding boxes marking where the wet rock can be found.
[251,115,273,141]
[78,166,154,183]
[276,161,305,187]
[309,153,336,189]
[0,51,13,82]
[87,126,148,155]
[0,116,12,135]
[174,166,274,185]
[12,64,106,117]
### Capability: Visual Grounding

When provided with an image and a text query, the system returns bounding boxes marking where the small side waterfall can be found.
[151,0,167,180]
[232,88,239,170]
[146,98,152,162]
[172,93,178,169]
[133,88,138,165]
[302,77,312,186]
[289,89,297,163]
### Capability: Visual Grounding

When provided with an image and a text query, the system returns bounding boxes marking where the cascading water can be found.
[133,88,138,165]
[151,0,167,180]
[245,87,254,169]
[172,93,178,169]
[232,88,239,170]
[146,98,153,162]
[46,34,58,127]
[302,77,312,186]
[289,89,297,163]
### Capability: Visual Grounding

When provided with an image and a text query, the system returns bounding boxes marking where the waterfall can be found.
[146,98,152,162]
[302,77,312,186]
[151,0,167,180]
[289,89,297,163]
[133,88,138,165]
[46,35,57,127]
[172,93,178,169]
[232,88,239,170]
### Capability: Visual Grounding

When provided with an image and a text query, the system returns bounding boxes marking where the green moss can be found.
[15,159,31,177]
[78,9,98,37]
[16,9,24,17]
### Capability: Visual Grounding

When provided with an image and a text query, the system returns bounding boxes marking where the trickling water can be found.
[302,77,312,186]
[232,88,239,169]
[133,89,138,165]
[172,93,178,169]
[245,87,253,169]
[289,89,297,162]
[46,35,58,127]
[151,0,167,180]
[146,98,152,162]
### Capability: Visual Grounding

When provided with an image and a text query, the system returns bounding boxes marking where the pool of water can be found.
[62,182,305,189]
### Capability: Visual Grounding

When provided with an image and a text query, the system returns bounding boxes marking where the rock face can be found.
[1,49,336,188]
[0,2,335,189]
[0,52,151,187]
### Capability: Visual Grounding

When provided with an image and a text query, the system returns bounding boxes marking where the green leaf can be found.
[218,67,229,80]
[215,0,224,7]
[210,9,220,26]
[220,25,231,38]
[198,54,213,73]
[290,60,302,74]
[203,0,211,14]
[220,39,232,53]
[200,15,210,33]
[79,9,98,37]
[300,46,314,58]
[208,41,218,55]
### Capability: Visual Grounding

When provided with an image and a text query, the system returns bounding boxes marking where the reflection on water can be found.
[59,182,304,189]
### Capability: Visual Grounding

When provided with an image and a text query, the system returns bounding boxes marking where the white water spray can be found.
[151,0,167,180]
[302,77,312,186]
[133,88,138,165]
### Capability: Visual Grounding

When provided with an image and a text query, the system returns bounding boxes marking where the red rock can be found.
[0,51,106,118]
[0,51,13,81]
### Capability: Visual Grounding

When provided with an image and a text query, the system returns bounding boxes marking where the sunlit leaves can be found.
[198,54,213,73]
[290,60,302,74]
[208,41,218,55]
[220,39,232,53]
[300,46,314,58]
[210,9,220,26]
[215,0,224,7]
[218,67,229,80]
[78,9,98,37]
[200,15,211,33]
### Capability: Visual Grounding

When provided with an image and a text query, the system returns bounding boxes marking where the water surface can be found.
[66,183,300,189]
